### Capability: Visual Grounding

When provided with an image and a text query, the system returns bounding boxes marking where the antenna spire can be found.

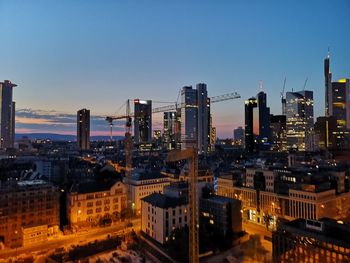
[327,47,330,59]
[260,80,263,92]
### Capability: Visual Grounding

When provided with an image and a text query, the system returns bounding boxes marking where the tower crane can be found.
[105,91,241,228]
[166,148,199,263]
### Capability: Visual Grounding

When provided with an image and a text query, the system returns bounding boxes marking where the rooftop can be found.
[70,179,119,194]
[131,171,168,181]
[281,218,350,248]
[142,193,187,209]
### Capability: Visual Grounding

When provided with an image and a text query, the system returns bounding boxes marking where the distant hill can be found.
[15,133,124,141]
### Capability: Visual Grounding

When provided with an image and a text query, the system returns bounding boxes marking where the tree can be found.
[263,213,273,230]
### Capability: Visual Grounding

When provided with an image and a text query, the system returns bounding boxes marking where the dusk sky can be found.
[1,0,350,137]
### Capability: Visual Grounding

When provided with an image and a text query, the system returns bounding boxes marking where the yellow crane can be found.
[167,148,199,263]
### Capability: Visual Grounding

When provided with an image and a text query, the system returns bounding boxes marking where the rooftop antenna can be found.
[327,46,330,59]
[260,80,263,92]
[303,77,308,91]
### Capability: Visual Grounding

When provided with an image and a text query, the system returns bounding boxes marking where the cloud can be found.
[15,108,124,135]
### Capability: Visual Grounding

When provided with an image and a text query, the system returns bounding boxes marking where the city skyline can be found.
[1,1,350,137]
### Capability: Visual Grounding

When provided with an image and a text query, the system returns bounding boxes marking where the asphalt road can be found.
[0,219,141,260]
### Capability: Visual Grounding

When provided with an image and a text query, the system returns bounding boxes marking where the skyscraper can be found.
[285,90,314,151]
[270,115,287,152]
[196,83,209,154]
[256,91,271,150]
[77,108,90,150]
[245,97,258,153]
[163,111,177,150]
[181,86,198,150]
[134,99,152,144]
[0,80,17,149]
[323,51,350,149]
[180,84,210,153]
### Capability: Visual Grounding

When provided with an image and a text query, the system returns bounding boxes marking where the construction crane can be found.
[281,77,287,115]
[166,148,199,263]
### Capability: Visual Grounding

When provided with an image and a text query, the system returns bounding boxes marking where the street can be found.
[0,219,140,260]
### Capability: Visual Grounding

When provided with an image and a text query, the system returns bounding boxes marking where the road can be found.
[0,219,140,260]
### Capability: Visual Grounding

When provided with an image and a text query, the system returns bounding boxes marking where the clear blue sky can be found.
[0,0,349,137]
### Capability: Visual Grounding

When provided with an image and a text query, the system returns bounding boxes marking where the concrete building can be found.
[77,108,90,150]
[273,218,350,262]
[67,179,127,227]
[216,168,350,227]
[285,90,314,151]
[0,80,17,149]
[141,193,188,244]
[129,171,171,214]
[200,195,242,236]
[134,99,152,145]
[0,180,60,248]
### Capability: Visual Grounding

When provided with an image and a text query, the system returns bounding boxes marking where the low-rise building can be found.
[129,171,171,215]
[273,218,350,262]
[0,180,60,248]
[200,195,242,236]
[141,193,188,244]
[67,179,127,227]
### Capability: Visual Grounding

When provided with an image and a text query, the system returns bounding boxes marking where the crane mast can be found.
[167,148,199,263]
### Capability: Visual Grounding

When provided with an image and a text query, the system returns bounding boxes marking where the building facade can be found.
[67,180,127,226]
[163,111,177,150]
[129,171,171,214]
[245,97,258,153]
[0,180,60,248]
[141,193,188,244]
[134,99,152,145]
[285,90,314,151]
[77,108,90,150]
[0,80,17,149]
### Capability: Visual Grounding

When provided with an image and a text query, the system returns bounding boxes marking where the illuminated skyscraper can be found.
[163,111,177,150]
[180,84,210,153]
[286,90,314,151]
[0,80,17,149]
[134,99,152,144]
[77,108,90,150]
[181,86,198,150]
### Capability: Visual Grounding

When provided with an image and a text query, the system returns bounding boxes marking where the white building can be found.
[141,193,188,244]
[129,171,171,214]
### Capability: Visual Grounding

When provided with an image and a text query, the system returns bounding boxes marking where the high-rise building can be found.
[256,91,271,150]
[181,86,198,150]
[244,97,258,153]
[330,78,350,130]
[285,90,314,151]
[233,126,244,145]
[323,51,350,149]
[77,108,90,150]
[270,115,287,151]
[180,84,210,153]
[314,116,337,149]
[0,80,17,149]
[324,49,332,118]
[197,83,209,154]
[163,112,177,150]
[134,99,152,144]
